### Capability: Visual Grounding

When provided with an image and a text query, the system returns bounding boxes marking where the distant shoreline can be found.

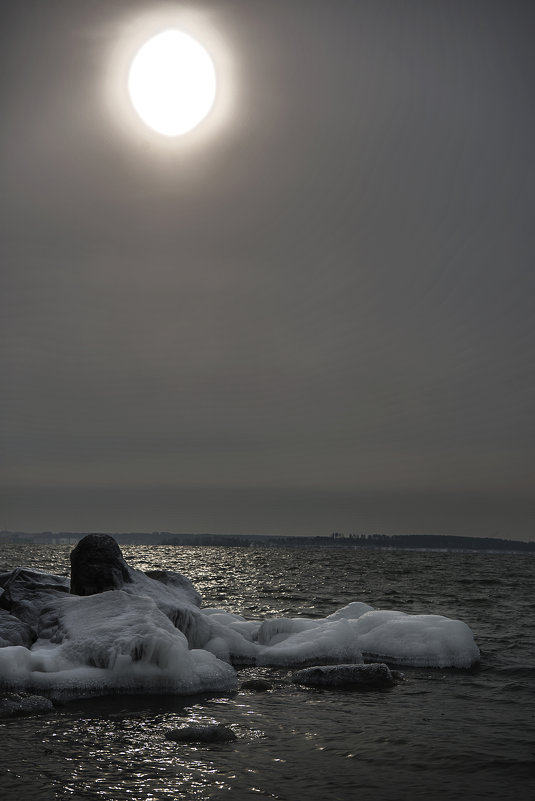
[1,531,534,553]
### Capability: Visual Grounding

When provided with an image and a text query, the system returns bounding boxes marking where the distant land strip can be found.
[1,531,534,552]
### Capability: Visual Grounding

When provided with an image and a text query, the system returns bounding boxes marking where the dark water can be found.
[1,545,534,801]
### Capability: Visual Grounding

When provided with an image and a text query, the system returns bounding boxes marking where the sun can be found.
[128,29,217,136]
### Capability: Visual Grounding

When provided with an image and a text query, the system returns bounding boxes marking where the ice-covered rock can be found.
[70,535,210,648]
[0,609,34,648]
[0,568,69,631]
[122,570,211,648]
[144,569,202,607]
[326,602,375,621]
[200,613,365,668]
[0,590,237,699]
[348,610,480,668]
[201,609,260,663]
[292,663,397,690]
[257,616,322,645]
[256,618,363,667]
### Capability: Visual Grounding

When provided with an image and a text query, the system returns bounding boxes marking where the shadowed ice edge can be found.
[0,535,480,700]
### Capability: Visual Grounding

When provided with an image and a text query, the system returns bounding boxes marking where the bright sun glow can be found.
[128,29,216,136]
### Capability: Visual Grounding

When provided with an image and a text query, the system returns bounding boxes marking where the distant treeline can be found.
[159,532,535,552]
[329,533,535,552]
[1,530,534,552]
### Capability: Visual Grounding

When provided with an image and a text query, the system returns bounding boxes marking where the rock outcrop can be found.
[0,692,54,718]
[70,534,132,595]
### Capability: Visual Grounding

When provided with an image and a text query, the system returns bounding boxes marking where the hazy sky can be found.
[2,0,534,537]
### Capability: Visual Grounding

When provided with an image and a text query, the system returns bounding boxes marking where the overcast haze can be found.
[1,0,534,538]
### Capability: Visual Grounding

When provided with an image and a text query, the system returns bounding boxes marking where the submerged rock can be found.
[0,692,54,718]
[240,678,273,691]
[292,662,397,690]
[165,724,237,743]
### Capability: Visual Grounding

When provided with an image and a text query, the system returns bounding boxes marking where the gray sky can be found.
[1,0,534,537]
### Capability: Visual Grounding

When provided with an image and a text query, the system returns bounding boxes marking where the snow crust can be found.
[0,566,481,699]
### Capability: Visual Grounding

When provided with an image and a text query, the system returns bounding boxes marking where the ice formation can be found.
[0,535,480,700]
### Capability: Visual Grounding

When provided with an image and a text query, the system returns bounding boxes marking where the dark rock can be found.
[0,692,54,718]
[165,724,237,743]
[70,534,132,595]
[0,568,69,631]
[240,678,273,691]
[0,609,34,648]
[69,535,210,648]
[292,662,396,690]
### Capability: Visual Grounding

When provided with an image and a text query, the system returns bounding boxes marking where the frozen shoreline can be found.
[0,535,480,701]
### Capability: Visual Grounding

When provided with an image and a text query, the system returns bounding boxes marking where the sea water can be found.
[0,545,534,801]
